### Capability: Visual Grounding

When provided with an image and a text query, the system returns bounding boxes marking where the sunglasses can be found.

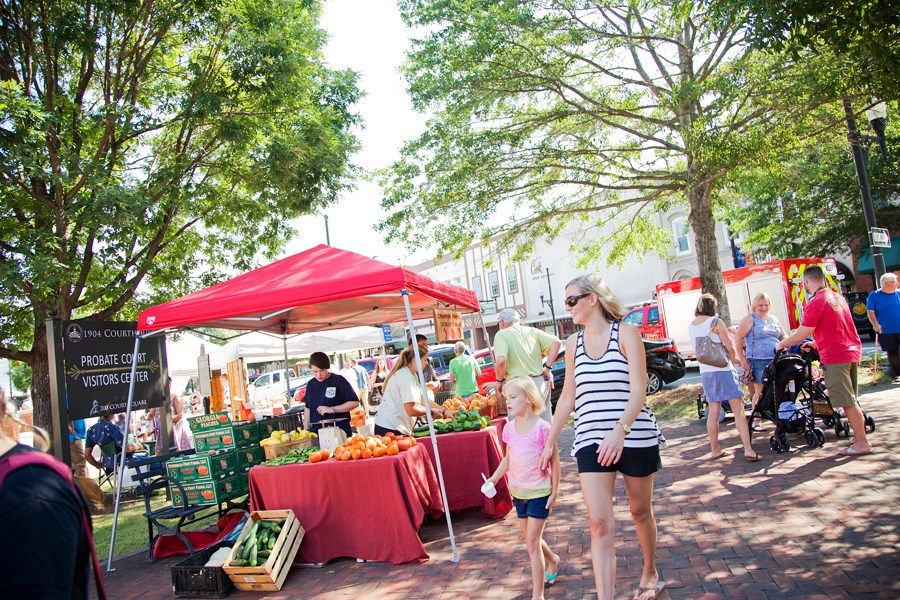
[565,293,591,308]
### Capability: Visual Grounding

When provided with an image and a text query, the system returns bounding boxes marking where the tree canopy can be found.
[0,0,360,430]
[378,0,832,322]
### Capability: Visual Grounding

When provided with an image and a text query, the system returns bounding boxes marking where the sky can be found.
[282,0,429,266]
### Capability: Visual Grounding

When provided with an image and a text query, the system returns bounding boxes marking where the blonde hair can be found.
[0,392,51,453]
[503,377,545,416]
[566,274,626,321]
[751,293,772,311]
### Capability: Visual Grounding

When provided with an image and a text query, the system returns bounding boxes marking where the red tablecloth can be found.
[419,420,512,518]
[248,443,443,565]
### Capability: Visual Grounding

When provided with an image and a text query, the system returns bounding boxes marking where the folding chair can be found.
[96,441,120,489]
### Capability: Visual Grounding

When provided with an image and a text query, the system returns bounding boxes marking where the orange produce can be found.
[309,451,322,463]
[319,449,330,460]
[373,446,386,457]
[361,448,373,459]
[386,444,399,456]
[351,448,362,460]
[397,438,412,452]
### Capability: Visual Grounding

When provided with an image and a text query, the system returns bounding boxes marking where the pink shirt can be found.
[501,417,552,499]
[801,288,861,364]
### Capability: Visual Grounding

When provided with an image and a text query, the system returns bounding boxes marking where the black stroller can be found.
[798,347,876,439]
[749,351,826,453]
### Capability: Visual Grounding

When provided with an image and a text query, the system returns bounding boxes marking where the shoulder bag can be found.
[695,317,729,368]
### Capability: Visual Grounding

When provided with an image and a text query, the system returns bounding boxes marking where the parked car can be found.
[622,303,664,340]
[433,346,498,395]
[548,338,686,407]
[289,369,315,405]
[357,355,397,375]
[249,369,295,403]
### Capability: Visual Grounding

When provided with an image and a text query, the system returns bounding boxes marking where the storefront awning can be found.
[858,238,900,274]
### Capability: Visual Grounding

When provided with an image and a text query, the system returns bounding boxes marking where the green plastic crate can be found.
[232,421,260,448]
[235,446,264,469]
[166,450,238,483]
[194,426,236,452]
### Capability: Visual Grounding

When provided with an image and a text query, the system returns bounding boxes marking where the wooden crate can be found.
[261,438,311,461]
[223,510,303,591]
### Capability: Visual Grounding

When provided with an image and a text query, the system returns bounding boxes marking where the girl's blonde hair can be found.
[0,391,51,453]
[503,377,545,416]
[751,292,772,311]
[565,274,626,321]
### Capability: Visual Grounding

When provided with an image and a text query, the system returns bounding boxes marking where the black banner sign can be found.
[62,320,166,419]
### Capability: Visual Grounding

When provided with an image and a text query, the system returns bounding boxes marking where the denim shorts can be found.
[748,358,770,384]
[513,494,551,519]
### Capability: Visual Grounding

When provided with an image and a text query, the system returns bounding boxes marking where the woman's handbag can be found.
[695,318,730,368]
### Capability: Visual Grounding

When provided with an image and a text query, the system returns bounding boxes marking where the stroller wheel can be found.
[834,422,844,438]
[842,421,851,438]
[822,416,835,428]
[865,415,876,433]
[813,427,826,447]
[770,435,787,453]
[804,430,816,447]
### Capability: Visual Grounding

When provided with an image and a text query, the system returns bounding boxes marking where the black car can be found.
[845,292,876,341]
[549,338,686,406]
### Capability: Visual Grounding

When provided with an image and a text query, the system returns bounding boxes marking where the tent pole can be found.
[401,290,459,563]
[478,311,494,361]
[107,333,142,572]
[282,334,292,400]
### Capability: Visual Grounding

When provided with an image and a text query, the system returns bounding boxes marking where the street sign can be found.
[871,227,891,248]
[382,324,393,343]
[62,320,166,419]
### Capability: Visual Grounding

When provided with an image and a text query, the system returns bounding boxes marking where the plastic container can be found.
[171,542,235,598]
[480,478,497,498]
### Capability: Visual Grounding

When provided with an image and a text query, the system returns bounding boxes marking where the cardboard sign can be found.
[433,309,464,342]
[62,320,165,419]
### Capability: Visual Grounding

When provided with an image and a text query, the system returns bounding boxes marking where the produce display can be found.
[413,410,490,437]
[332,432,417,461]
[259,428,317,447]
[442,393,497,414]
[350,408,366,428]
[229,518,285,567]
[262,446,326,467]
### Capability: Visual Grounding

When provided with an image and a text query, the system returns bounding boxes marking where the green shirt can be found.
[493,324,555,379]
[448,354,480,396]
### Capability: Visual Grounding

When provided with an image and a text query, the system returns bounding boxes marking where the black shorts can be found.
[374,424,403,437]
[878,332,900,353]
[575,444,661,478]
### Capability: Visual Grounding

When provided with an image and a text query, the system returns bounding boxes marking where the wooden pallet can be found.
[223,510,304,591]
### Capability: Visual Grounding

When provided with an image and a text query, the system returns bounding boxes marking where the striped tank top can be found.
[572,322,665,456]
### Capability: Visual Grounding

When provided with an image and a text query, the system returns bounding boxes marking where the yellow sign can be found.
[433,309,464,342]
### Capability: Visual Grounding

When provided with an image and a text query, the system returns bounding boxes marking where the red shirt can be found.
[801,288,862,364]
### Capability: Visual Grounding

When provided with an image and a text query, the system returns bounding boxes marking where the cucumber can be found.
[267,535,275,550]
[258,550,270,559]
[270,522,282,533]
[258,520,272,529]
[249,544,257,567]
[230,559,246,567]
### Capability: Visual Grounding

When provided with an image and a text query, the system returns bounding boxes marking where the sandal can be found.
[839,445,872,457]
[705,450,731,461]
[544,564,560,586]
[745,452,762,462]
[632,580,667,599]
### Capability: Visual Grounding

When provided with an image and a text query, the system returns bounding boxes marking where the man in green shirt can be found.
[448,342,482,397]
[491,308,561,421]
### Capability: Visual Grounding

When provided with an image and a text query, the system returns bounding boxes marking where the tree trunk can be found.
[30,323,53,435]
[687,177,730,324]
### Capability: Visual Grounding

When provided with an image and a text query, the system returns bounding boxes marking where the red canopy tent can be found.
[137,244,479,333]
[108,245,480,570]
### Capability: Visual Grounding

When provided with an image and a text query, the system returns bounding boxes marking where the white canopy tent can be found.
[221,326,385,363]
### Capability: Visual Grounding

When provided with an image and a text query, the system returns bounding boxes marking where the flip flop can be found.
[839,446,872,457]
[745,452,763,462]
[632,580,667,599]
[706,450,731,461]
[544,564,560,586]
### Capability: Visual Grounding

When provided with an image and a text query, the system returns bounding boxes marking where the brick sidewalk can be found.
[100,385,900,599]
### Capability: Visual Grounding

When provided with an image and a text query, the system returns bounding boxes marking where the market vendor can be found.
[303,352,359,437]
[374,343,447,436]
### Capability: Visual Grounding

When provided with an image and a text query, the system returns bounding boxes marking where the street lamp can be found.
[843,97,888,284]
[539,268,559,337]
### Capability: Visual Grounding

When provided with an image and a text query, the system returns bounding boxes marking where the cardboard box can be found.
[194,426,236,452]
[171,476,240,507]
[224,510,304,591]
[256,418,280,439]
[235,446,265,469]
[188,411,232,433]
[233,420,260,448]
[167,450,238,483]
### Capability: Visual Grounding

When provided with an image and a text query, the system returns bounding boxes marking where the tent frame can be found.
[107,291,469,570]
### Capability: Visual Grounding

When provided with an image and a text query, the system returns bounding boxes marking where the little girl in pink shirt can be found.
[488,377,561,599]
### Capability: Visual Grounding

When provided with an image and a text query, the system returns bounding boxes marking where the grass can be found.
[648,383,702,421]
[92,492,220,560]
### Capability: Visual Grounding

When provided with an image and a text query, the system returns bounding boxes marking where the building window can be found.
[471,275,483,299]
[672,217,691,255]
[506,266,519,294]
[488,271,500,298]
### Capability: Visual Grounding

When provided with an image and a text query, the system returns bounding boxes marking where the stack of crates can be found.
[233,420,264,495]
[167,449,240,507]
[189,411,236,453]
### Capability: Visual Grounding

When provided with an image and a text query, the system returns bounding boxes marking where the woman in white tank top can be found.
[690,294,760,463]
[540,274,664,600]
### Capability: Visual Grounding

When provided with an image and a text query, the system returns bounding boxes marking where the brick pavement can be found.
[99,384,900,599]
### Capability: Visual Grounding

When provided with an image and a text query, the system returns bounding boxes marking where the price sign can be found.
[433,309,464,342]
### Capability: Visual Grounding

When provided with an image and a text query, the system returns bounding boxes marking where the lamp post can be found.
[324,214,331,245]
[843,97,888,284]
[539,268,559,337]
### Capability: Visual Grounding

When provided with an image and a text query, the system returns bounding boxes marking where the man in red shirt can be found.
[776,266,871,456]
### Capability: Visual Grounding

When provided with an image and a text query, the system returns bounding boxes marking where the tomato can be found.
[351,448,362,460]
[197,466,209,475]
[222,436,233,444]
[361,448,373,459]
[384,432,396,439]
[373,446,386,457]
[386,444,399,456]
[319,449,330,460]
[397,438,412,452]
[309,452,322,463]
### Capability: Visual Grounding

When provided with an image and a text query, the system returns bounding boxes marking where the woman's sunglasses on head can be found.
[565,293,590,307]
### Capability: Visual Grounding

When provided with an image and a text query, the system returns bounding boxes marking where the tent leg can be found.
[400,289,459,563]
[282,334,291,401]
[107,334,142,572]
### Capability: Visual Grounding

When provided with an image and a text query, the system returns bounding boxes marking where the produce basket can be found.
[224,510,304,592]
[261,438,312,461]
[171,542,235,598]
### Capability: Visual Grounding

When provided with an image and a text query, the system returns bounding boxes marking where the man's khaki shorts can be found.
[823,362,858,408]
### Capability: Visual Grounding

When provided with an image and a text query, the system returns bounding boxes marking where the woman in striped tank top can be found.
[540,274,665,600]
